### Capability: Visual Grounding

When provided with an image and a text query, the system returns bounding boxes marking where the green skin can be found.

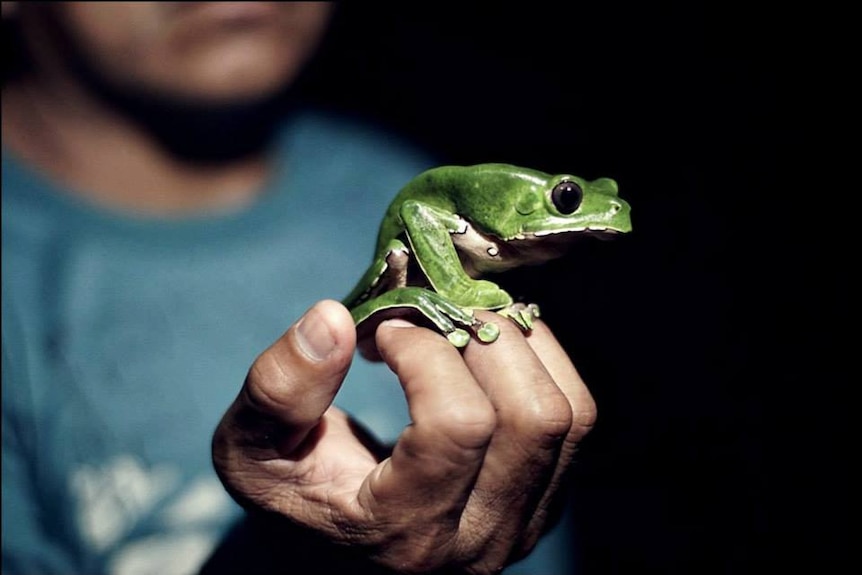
[343,163,632,347]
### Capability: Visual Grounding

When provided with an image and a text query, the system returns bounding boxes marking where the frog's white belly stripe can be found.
[385,245,410,289]
[450,219,506,274]
[450,219,580,276]
[363,244,410,301]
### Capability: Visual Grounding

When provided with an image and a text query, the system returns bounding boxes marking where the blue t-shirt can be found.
[2,110,575,574]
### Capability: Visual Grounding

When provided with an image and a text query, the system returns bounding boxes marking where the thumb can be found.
[214,299,356,461]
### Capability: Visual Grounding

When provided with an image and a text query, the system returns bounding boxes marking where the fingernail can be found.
[295,307,336,362]
[380,318,417,329]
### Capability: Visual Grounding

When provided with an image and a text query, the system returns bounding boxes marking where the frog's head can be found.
[519,173,632,239]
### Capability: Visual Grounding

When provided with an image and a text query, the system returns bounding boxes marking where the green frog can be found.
[343,163,632,346]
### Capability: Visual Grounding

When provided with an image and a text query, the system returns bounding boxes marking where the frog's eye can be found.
[551,180,582,214]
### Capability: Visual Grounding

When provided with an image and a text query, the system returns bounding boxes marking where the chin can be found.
[148,40,310,104]
[164,68,299,105]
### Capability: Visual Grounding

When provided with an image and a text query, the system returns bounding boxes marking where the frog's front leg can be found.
[400,200,513,311]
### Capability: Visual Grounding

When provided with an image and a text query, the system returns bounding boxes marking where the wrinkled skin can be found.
[213,300,595,574]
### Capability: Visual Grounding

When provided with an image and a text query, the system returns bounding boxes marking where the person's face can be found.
[21,1,334,103]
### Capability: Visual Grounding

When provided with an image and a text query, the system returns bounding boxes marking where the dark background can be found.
[298,3,846,574]
[1,3,845,574]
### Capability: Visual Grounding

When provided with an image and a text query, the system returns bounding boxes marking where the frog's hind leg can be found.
[400,200,513,310]
[351,287,500,347]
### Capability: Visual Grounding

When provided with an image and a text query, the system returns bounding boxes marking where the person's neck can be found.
[1,76,271,216]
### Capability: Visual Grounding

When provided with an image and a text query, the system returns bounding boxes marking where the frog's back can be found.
[374,164,551,253]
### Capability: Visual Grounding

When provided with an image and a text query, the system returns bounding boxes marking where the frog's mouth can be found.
[529,226,625,242]
[587,228,624,241]
[532,225,624,237]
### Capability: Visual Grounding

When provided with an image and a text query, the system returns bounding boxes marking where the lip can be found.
[172,2,281,25]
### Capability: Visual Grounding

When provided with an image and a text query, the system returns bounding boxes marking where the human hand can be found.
[211,299,596,574]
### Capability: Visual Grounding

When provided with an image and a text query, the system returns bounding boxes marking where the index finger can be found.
[355,320,496,531]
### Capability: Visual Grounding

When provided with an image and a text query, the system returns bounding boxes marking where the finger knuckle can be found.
[512,389,574,446]
[245,355,287,413]
[571,392,598,435]
[430,398,497,451]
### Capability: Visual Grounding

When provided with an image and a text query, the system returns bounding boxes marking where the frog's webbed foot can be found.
[351,287,506,347]
[498,302,542,332]
[427,293,502,345]
[430,281,512,344]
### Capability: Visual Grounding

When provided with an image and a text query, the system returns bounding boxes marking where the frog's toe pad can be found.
[447,328,471,347]
[476,321,501,343]
[499,303,541,332]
